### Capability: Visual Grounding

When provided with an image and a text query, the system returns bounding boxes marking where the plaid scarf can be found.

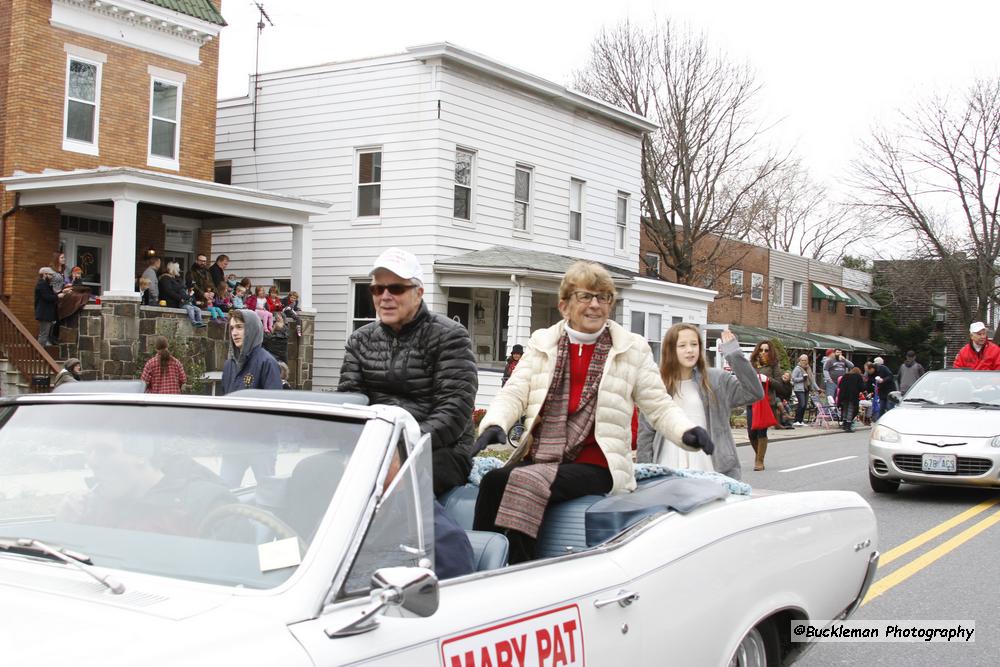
[495,328,612,538]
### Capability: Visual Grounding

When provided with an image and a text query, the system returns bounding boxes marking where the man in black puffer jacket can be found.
[339,248,478,497]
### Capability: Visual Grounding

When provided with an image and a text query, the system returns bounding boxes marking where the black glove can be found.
[473,425,507,453]
[681,426,715,456]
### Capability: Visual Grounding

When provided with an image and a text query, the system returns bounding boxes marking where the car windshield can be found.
[905,371,1000,406]
[0,402,363,589]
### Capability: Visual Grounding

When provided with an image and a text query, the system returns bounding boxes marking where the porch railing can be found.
[0,300,61,392]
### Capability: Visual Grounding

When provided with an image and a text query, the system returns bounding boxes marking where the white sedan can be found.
[0,390,877,666]
[869,369,1000,493]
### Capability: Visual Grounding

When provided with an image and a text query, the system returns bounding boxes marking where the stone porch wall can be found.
[55,298,315,390]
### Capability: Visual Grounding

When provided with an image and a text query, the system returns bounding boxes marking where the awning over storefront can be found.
[729,325,816,350]
[802,331,850,352]
[842,290,866,308]
[853,291,882,310]
[812,282,849,302]
[823,335,894,355]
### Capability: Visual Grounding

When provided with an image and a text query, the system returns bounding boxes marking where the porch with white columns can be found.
[106,198,139,297]
[290,223,314,310]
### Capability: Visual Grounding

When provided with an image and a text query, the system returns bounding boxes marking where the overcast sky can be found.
[216,0,1000,193]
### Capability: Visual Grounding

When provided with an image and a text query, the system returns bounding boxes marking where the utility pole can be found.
[252,2,274,152]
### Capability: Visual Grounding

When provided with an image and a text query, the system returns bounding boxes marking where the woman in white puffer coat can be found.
[471,261,715,563]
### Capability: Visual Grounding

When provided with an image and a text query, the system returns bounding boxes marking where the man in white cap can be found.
[339,248,479,497]
[953,321,1000,370]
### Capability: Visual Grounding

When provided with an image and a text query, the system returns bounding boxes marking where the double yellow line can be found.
[863,496,1000,605]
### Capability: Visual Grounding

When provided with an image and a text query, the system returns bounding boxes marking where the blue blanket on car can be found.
[468,457,751,496]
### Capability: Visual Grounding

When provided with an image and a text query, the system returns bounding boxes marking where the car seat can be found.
[282,451,348,541]
[465,530,509,571]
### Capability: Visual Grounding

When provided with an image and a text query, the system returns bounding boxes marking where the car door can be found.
[293,552,644,667]
[289,431,644,666]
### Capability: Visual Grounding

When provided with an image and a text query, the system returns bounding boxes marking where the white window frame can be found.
[513,164,533,233]
[354,147,383,223]
[771,277,784,306]
[350,278,378,332]
[616,192,629,253]
[147,66,185,171]
[62,45,105,156]
[568,178,585,243]
[453,148,475,223]
[792,281,803,309]
[750,273,764,301]
[647,312,663,361]
[730,270,744,298]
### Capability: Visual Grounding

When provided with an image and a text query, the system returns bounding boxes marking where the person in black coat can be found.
[837,367,866,432]
[339,248,478,498]
[34,268,59,346]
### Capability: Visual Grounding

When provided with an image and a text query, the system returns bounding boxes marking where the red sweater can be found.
[953,341,1000,370]
[566,343,608,468]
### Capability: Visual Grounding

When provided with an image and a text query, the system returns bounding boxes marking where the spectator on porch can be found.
[186,253,214,300]
[209,255,229,292]
[282,291,302,337]
[141,255,161,303]
[265,286,283,312]
[202,288,227,324]
[138,277,154,306]
[34,267,59,346]
[159,262,205,328]
[263,312,288,362]
[140,336,187,394]
[231,284,248,310]
[246,285,274,333]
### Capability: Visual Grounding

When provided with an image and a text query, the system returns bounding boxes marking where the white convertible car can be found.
[0,390,877,666]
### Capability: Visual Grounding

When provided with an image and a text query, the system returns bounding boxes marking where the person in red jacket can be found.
[953,322,1000,370]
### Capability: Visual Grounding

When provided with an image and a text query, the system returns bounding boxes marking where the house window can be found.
[514,165,532,231]
[643,252,660,277]
[352,280,377,331]
[792,281,803,309]
[616,192,629,251]
[630,311,645,336]
[148,77,182,168]
[750,273,764,301]
[647,313,662,360]
[454,149,474,221]
[64,56,102,153]
[569,179,584,241]
[932,292,947,322]
[827,300,838,314]
[730,270,744,298]
[846,306,855,317]
[214,161,232,185]
[811,297,822,312]
[771,277,784,306]
[357,149,382,217]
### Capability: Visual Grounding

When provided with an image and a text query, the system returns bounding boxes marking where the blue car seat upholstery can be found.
[440,484,479,530]
[465,530,510,571]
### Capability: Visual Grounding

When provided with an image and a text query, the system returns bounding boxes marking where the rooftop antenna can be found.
[251,2,273,152]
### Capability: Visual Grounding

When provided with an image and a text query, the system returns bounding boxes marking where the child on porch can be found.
[231,284,248,311]
[202,288,227,324]
[282,290,302,338]
[246,285,274,333]
[138,277,153,306]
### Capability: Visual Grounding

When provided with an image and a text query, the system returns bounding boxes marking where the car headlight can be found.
[871,424,901,443]
[991,435,1000,448]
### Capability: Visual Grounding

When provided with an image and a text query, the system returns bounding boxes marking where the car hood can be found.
[882,404,1000,437]
[0,576,309,666]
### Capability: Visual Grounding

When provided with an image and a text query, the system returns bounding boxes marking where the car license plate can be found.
[922,454,957,473]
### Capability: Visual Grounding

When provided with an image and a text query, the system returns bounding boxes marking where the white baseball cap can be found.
[371,247,424,286]
[970,321,987,334]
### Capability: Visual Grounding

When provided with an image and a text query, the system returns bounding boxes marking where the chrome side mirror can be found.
[888,391,902,404]
[325,567,439,637]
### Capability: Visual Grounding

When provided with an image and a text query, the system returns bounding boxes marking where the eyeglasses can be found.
[572,291,613,304]
[369,283,417,296]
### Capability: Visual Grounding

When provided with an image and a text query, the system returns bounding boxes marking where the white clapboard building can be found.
[215,43,714,405]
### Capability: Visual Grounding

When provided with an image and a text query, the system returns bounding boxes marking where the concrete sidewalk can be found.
[732,422,871,445]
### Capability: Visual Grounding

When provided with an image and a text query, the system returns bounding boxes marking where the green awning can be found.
[811,282,849,302]
[803,331,853,352]
[823,335,886,355]
[842,290,866,308]
[829,285,853,302]
[855,292,882,310]
[729,325,816,351]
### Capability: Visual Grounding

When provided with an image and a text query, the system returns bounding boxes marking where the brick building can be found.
[873,258,996,365]
[0,0,327,386]
[640,225,886,362]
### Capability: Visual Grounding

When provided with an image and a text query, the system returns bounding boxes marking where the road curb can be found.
[734,425,871,446]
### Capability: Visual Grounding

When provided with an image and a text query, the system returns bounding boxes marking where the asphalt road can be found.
[738,430,1000,667]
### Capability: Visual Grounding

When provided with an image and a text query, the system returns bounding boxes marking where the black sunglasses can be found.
[369,283,417,296]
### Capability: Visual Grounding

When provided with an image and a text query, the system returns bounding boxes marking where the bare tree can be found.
[574,20,781,284]
[743,161,866,263]
[853,78,1000,330]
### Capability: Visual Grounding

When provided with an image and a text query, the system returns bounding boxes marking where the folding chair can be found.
[810,395,838,428]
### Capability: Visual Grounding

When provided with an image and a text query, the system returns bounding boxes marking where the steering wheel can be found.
[198,503,307,555]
